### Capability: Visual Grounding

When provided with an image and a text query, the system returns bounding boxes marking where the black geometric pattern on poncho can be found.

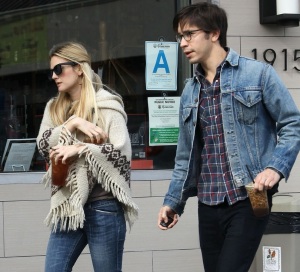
[99,144,130,183]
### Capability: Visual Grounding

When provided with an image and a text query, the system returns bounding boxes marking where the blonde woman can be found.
[37,41,138,272]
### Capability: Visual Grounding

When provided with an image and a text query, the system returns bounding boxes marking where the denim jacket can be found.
[163,48,300,215]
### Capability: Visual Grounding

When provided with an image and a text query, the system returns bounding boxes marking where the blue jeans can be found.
[198,197,271,272]
[45,199,126,272]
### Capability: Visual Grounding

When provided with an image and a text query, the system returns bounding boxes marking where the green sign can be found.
[150,128,179,144]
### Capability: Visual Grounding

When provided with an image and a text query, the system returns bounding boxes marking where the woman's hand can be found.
[50,145,84,165]
[64,116,108,144]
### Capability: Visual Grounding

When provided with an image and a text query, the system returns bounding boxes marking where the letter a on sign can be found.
[152,50,170,73]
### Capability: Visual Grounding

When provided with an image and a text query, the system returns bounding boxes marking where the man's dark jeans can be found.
[198,197,271,272]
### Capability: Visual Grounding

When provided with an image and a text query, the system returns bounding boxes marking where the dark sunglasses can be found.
[48,61,78,80]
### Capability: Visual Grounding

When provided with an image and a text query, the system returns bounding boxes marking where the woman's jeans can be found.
[198,197,271,272]
[45,199,126,272]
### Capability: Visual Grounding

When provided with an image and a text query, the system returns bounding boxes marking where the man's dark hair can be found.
[173,2,228,48]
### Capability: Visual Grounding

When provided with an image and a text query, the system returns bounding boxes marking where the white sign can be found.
[263,246,281,272]
[1,138,36,172]
[148,97,180,146]
[145,41,178,91]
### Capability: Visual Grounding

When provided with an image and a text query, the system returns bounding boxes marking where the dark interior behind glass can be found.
[0,0,190,172]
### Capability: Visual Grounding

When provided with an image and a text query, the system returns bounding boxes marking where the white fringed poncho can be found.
[36,89,138,232]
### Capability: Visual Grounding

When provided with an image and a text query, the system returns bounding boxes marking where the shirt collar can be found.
[195,47,229,81]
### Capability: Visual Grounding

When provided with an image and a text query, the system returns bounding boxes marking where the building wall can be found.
[0,173,203,272]
[0,171,299,272]
[0,0,300,271]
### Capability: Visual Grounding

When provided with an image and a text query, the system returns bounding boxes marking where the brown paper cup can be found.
[245,183,269,217]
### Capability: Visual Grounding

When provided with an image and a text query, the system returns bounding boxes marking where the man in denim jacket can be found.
[157,3,300,272]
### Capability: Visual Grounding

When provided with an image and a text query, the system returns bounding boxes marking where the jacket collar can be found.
[225,47,239,67]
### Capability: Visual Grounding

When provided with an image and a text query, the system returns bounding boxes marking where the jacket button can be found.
[193,122,196,126]
[194,98,198,103]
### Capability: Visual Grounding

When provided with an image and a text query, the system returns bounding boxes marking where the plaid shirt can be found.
[196,64,247,205]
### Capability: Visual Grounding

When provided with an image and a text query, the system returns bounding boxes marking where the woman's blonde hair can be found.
[49,41,102,125]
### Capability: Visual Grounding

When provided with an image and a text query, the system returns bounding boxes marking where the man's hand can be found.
[253,168,281,191]
[157,206,179,230]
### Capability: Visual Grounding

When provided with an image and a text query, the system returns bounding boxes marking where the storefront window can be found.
[0,0,191,173]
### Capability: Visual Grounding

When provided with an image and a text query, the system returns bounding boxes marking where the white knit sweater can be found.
[36,89,138,231]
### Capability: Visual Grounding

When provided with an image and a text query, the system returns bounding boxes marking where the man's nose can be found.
[180,38,188,47]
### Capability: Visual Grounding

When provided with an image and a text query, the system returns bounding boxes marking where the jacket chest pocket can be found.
[182,105,198,135]
[233,90,262,125]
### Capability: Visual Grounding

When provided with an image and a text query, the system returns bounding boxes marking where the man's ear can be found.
[211,30,220,42]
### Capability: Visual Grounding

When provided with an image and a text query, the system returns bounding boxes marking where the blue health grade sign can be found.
[145,41,178,91]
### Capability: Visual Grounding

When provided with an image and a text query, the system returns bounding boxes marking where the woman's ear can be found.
[75,66,83,77]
